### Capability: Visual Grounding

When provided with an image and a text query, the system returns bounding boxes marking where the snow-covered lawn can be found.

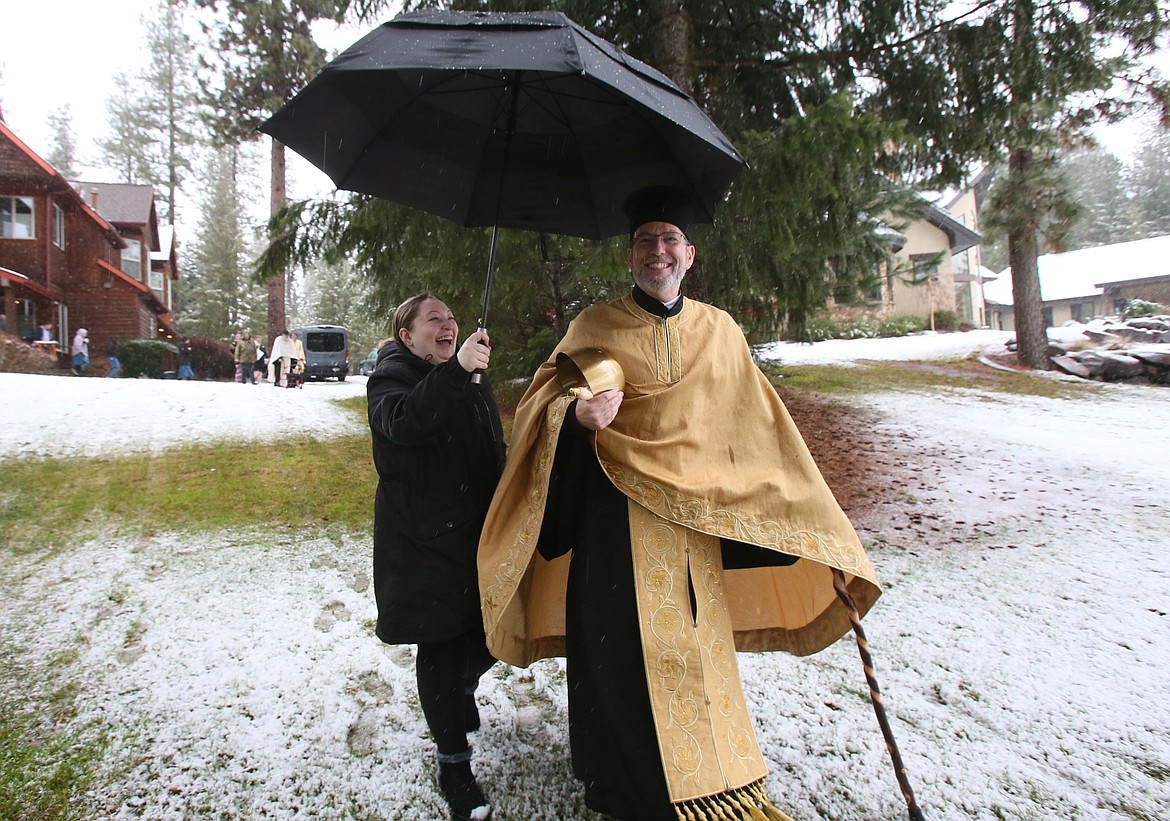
[3,330,1168,820]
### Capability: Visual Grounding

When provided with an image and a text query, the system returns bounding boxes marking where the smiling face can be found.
[399,298,458,363]
[626,220,695,301]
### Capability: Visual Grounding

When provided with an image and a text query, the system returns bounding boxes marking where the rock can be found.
[1084,328,1121,344]
[1068,349,1144,382]
[1128,347,1170,384]
[1051,355,1092,379]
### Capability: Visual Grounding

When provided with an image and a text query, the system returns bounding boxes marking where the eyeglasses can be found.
[632,231,688,249]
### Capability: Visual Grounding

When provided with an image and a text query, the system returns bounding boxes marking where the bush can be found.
[877,316,927,337]
[931,310,961,331]
[1121,299,1169,319]
[121,339,178,379]
[805,318,837,343]
[187,336,235,380]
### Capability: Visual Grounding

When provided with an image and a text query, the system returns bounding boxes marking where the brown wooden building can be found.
[1,118,178,369]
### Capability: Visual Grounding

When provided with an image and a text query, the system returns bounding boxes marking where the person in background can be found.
[107,335,122,378]
[287,330,307,388]
[230,331,243,381]
[233,330,258,384]
[70,328,89,376]
[367,293,503,821]
[178,337,195,380]
[253,342,268,385]
[270,329,295,387]
[29,321,54,345]
[478,187,881,821]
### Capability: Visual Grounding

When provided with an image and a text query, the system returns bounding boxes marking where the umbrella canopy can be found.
[259,9,745,241]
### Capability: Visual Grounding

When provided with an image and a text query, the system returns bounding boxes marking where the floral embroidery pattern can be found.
[608,461,878,583]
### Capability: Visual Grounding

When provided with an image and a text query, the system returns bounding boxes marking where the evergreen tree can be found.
[141,0,201,223]
[1129,124,1170,238]
[194,0,341,347]
[910,0,1170,368]
[178,147,266,340]
[45,105,79,178]
[99,77,157,184]
[1059,146,1139,249]
[98,1,200,221]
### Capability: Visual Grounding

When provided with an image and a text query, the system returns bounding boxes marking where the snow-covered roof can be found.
[983,234,1170,305]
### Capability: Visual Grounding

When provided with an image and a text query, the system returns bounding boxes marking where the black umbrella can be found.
[260,9,744,372]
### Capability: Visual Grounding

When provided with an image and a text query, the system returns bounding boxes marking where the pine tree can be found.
[1128,125,1170,238]
[917,0,1170,368]
[45,105,79,178]
[178,147,266,340]
[194,0,341,347]
[99,77,157,185]
[1059,146,1138,249]
[141,0,200,223]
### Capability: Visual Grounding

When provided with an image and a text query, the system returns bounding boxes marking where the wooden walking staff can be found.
[831,568,927,821]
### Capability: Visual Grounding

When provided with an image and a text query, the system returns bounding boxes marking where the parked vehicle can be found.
[359,347,379,376]
[293,325,349,381]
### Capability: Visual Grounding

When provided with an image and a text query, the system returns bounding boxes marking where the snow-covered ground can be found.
[3,330,1169,820]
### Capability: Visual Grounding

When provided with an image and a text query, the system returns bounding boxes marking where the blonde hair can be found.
[392,292,442,344]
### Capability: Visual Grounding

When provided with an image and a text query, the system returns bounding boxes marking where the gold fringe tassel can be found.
[673,780,799,821]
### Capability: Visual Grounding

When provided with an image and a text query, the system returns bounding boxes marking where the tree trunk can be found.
[1007,148,1050,370]
[268,137,287,346]
[649,0,693,96]
[646,0,709,300]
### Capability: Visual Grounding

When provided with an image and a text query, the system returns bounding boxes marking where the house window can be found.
[0,196,36,239]
[121,238,142,279]
[53,204,65,249]
[1071,302,1095,323]
[149,270,164,296]
[909,253,941,283]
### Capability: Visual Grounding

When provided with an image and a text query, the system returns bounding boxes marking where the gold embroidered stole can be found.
[630,500,767,798]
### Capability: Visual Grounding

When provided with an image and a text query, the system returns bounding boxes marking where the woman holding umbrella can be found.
[366,293,503,821]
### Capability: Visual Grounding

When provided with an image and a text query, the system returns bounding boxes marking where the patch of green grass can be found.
[0,434,377,554]
[0,643,107,821]
[760,357,1103,399]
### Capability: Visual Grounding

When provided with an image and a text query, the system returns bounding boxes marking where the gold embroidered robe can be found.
[478,293,881,816]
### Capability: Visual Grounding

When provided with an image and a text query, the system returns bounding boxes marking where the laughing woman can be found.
[366,293,504,821]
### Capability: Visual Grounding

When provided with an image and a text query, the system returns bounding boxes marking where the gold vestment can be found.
[479,294,880,818]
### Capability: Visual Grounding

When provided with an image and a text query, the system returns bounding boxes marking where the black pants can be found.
[416,632,496,755]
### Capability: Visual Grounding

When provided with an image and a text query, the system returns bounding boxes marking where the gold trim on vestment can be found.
[606,460,878,583]
[672,779,798,821]
[629,502,769,803]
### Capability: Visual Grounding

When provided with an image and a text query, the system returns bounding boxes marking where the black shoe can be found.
[438,759,491,821]
[465,693,481,733]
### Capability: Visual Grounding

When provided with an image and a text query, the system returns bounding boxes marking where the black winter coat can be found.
[367,342,505,644]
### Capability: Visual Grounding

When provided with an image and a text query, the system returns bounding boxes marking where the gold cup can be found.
[556,349,625,400]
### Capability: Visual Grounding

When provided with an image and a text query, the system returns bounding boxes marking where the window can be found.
[149,270,164,296]
[1071,302,1096,323]
[53,204,65,249]
[121,238,142,279]
[0,196,35,239]
[909,253,941,283]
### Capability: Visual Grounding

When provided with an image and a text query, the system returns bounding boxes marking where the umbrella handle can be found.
[470,324,487,385]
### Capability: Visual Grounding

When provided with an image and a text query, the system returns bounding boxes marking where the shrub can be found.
[1121,299,1169,319]
[877,316,927,337]
[187,336,235,380]
[120,339,178,379]
[805,318,837,343]
[932,310,961,331]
